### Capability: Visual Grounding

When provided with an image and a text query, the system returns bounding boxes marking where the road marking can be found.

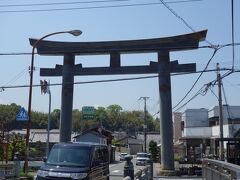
[112,170,121,173]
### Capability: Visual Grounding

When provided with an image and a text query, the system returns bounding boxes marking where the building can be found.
[73,129,108,145]
[182,108,211,138]
[136,132,161,148]
[179,105,240,164]
[9,129,67,143]
[209,105,240,138]
[173,112,182,143]
[114,136,143,155]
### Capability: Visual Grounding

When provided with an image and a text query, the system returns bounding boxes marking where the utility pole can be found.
[217,63,224,160]
[139,97,149,153]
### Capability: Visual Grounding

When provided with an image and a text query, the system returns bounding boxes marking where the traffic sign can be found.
[16,107,29,121]
[82,106,95,120]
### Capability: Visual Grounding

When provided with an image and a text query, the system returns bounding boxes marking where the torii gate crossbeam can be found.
[29,30,207,171]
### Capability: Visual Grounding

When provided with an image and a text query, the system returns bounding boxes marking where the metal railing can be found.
[0,163,16,178]
[202,159,240,180]
[123,164,153,180]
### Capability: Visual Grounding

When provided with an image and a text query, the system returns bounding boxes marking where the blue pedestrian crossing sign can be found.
[16,107,29,121]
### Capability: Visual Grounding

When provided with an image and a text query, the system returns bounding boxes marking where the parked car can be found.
[36,142,109,180]
[119,152,128,161]
[136,152,150,166]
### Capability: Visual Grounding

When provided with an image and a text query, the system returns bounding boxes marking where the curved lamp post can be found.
[24,30,82,172]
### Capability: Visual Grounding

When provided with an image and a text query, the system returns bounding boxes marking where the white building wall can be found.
[183,127,212,137]
[182,106,240,140]
[212,124,240,138]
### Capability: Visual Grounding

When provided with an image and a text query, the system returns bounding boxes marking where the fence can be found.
[0,163,16,178]
[202,158,240,180]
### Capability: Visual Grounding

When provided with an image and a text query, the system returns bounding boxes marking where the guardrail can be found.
[202,158,240,180]
[123,165,152,180]
[0,163,16,178]
[135,165,152,180]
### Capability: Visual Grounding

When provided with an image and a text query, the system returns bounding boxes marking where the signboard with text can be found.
[82,106,95,120]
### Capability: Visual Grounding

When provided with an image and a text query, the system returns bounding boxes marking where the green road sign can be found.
[82,106,95,120]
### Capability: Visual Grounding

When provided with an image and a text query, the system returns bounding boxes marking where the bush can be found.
[149,140,158,162]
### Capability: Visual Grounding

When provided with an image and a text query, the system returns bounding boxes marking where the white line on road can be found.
[112,170,121,173]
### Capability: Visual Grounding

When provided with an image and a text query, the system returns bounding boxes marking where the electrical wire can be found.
[153,69,240,114]
[209,85,218,100]
[173,86,206,112]
[1,43,240,56]
[222,81,232,120]
[158,0,214,46]
[231,0,235,71]
[0,68,29,92]
[0,0,203,14]
[0,0,130,7]
[0,67,232,91]
[172,48,218,110]
[172,66,235,112]
[0,0,203,8]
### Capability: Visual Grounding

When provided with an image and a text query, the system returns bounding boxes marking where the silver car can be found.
[136,152,150,166]
[119,152,128,161]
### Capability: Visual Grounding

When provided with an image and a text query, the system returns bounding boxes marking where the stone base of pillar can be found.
[158,169,179,176]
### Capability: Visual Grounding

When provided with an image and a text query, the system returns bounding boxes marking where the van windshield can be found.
[47,145,92,167]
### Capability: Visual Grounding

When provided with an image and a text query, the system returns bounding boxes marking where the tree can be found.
[149,140,158,162]
[72,109,81,132]
[106,104,122,131]
[95,107,109,129]
[51,109,61,129]
[8,133,26,160]
[0,103,160,134]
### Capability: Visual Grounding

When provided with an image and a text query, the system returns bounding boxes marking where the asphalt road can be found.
[21,153,202,180]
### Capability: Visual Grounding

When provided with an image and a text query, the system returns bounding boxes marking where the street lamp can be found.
[24,30,82,173]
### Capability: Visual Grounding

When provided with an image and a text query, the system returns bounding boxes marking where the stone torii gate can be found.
[29,30,207,170]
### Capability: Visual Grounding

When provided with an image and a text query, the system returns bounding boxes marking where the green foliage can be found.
[20,170,35,180]
[8,133,26,160]
[0,103,160,133]
[149,140,158,162]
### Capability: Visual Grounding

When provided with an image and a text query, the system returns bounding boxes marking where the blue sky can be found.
[0,0,239,115]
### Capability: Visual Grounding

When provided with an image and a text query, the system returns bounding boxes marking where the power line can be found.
[173,86,206,112]
[222,82,232,120]
[172,48,218,110]
[0,68,29,92]
[0,0,202,8]
[0,0,130,7]
[0,67,234,91]
[139,96,149,153]
[153,69,240,114]
[173,69,235,112]
[0,68,236,97]
[0,0,203,14]
[158,0,213,46]
[231,0,235,71]
[1,43,240,56]
[208,85,218,100]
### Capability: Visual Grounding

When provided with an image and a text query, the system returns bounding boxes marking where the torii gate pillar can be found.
[158,51,174,170]
[60,54,75,142]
